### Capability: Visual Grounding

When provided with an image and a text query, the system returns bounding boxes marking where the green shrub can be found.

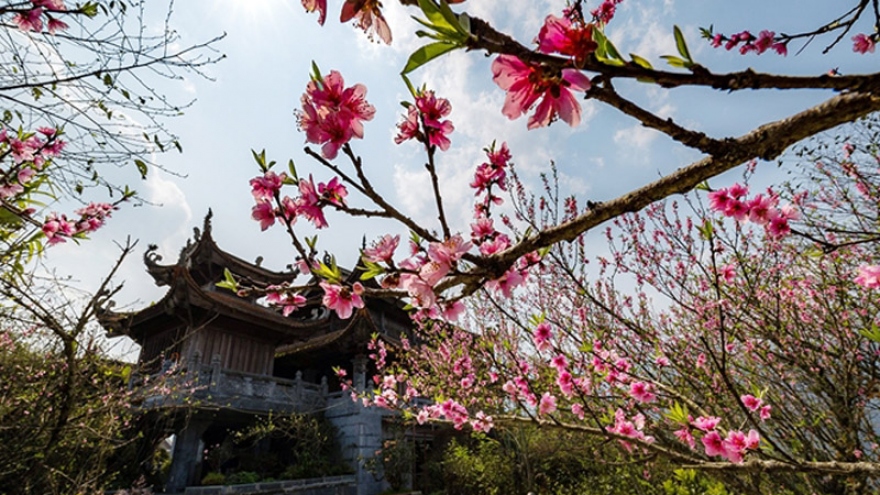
[200,472,225,486]
[226,471,260,484]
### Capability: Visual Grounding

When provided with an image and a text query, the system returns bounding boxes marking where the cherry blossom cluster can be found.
[263,283,308,316]
[675,415,761,464]
[708,30,787,55]
[707,182,798,239]
[469,143,542,297]
[606,409,654,452]
[589,0,623,25]
[250,171,347,231]
[0,127,65,200]
[395,88,454,151]
[41,202,115,245]
[492,10,603,129]
[470,142,510,217]
[374,233,471,314]
[297,70,375,159]
[8,0,69,34]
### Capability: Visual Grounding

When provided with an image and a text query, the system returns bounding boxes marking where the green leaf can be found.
[402,41,458,74]
[313,257,342,283]
[310,60,324,88]
[859,323,880,343]
[81,2,99,17]
[592,28,623,61]
[435,0,466,35]
[629,53,653,70]
[252,149,268,171]
[416,0,460,35]
[665,402,690,424]
[216,268,239,292]
[660,55,690,68]
[694,181,710,191]
[458,12,470,34]
[134,159,148,179]
[401,74,418,99]
[103,74,113,87]
[287,159,298,180]
[673,25,692,63]
[698,219,714,240]
[359,259,385,281]
[527,313,545,327]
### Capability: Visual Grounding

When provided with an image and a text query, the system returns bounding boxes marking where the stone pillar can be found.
[187,350,202,385]
[325,358,386,495]
[209,353,222,392]
[165,419,210,493]
[352,354,367,394]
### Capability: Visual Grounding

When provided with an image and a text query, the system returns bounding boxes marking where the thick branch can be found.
[467,17,880,93]
[464,91,880,286]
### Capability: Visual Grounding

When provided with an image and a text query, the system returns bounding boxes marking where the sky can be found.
[39,0,880,358]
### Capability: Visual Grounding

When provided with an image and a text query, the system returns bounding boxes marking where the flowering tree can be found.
[0,0,221,271]
[0,2,221,492]
[229,0,880,489]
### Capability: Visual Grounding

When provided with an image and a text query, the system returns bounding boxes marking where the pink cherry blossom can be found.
[46,16,68,34]
[250,171,287,200]
[535,14,598,62]
[414,90,454,151]
[759,405,772,421]
[13,8,43,32]
[741,394,763,411]
[855,265,880,289]
[320,281,365,319]
[692,416,720,432]
[297,70,375,159]
[295,176,328,228]
[251,201,276,231]
[301,0,327,25]
[701,431,727,457]
[318,176,347,206]
[363,234,399,263]
[491,54,591,129]
[629,381,657,403]
[340,0,391,44]
[538,392,557,416]
[266,287,308,316]
[674,428,696,449]
[394,106,420,145]
[853,34,876,54]
[428,234,471,265]
[533,322,552,352]
[591,0,622,24]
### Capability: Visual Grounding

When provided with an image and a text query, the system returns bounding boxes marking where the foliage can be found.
[0,324,135,493]
[435,427,736,495]
[200,472,226,486]
[202,413,348,482]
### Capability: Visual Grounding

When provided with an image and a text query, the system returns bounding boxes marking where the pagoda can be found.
[99,212,412,494]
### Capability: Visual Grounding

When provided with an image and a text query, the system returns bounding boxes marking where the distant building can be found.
[99,212,418,494]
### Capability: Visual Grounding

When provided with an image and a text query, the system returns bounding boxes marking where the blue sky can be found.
[41,0,879,356]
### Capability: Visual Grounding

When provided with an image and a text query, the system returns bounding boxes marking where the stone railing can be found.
[134,353,330,414]
[183,474,356,495]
